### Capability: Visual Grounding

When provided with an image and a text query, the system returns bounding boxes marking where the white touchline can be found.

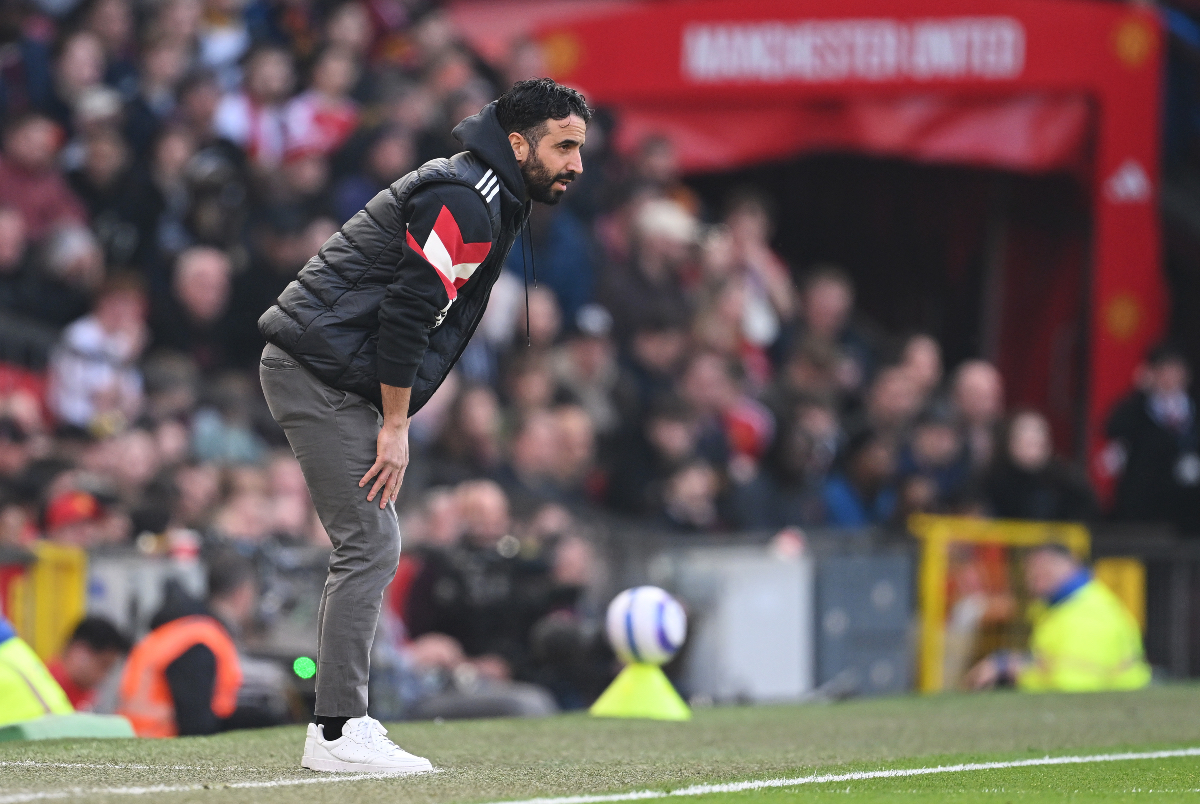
[0,762,217,771]
[0,770,440,803]
[1,748,1197,803]
[480,747,1200,804]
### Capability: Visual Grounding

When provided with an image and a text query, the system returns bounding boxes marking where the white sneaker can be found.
[300,716,434,774]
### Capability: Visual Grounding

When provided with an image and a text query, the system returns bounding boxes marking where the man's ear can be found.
[508,131,528,165]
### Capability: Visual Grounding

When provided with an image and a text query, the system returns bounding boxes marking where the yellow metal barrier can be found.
[5,542,88,661]
[1093,557,1146,632]
[908,515,1090,693]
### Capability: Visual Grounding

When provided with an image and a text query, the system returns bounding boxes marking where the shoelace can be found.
[355,717,404,756]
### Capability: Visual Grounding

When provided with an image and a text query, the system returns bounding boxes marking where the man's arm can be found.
[364,183,492,508]
[375,183,493,391]
[360,384,411,508]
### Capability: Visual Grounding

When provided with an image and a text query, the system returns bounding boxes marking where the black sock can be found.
[315,716,349,741]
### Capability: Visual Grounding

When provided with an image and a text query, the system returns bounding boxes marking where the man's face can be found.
[62,643,121,690]
[1025,550,1077,599]
[514,114,585,205]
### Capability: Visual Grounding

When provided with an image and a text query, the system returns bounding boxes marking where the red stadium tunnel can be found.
[453,0,1168,490]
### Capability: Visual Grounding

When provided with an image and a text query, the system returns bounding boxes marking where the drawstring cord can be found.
[520,221,531,347]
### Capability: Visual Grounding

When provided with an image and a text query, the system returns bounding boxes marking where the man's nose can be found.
[568,152,583,175]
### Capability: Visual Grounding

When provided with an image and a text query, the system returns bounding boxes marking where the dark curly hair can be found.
[495,78,592,147]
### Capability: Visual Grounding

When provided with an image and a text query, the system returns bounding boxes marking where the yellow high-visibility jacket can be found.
[1018,579,1151,692]
[0,632,74,726]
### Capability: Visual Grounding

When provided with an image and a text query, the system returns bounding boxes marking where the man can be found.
[47,616,131,710]
[0,614,74,727]
[966,543,1150,692]
[257,78,590,772]
[118,552,262,737]
[1105,345,1200,534]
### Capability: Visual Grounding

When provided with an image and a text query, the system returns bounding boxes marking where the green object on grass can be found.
[0,713,134,742]
[293,656,316,679]
[589,662,691,721]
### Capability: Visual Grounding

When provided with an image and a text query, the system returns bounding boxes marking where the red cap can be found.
[44,491,103,530]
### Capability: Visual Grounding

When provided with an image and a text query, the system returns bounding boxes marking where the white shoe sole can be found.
[301,755,435,774]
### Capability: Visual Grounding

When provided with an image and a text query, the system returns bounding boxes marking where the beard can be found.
[521,149,575,205]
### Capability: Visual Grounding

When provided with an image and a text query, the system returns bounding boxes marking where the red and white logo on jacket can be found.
[406,205,492,306]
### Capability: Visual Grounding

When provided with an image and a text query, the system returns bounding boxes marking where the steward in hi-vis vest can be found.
[118,614,242,738]
[1018,576,1151,692]
[966,543,1152,693]
[0,615,73,726]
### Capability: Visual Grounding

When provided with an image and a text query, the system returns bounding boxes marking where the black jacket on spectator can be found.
[1107,389,1200,533]
[985,461,1098,523]
[259,102,531,415]
[404,542,578,681]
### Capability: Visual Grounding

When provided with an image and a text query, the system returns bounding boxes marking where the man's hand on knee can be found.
[359,423,409,508]
[360,383,413,508]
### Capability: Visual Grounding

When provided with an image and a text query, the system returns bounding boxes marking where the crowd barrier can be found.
[2,516,1196,697]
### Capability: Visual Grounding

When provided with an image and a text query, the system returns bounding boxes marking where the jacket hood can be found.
[453,102,526,205]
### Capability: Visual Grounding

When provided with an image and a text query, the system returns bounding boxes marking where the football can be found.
[605,586,688,666]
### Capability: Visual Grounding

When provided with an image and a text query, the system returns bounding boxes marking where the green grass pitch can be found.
[3,686,1200,803]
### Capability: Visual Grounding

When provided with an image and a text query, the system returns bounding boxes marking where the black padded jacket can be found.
[258,102,530,415]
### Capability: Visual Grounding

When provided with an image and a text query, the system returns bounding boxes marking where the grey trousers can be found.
[259,343,400,717]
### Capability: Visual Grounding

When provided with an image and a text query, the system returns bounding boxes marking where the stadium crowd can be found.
[0,0,1197,721]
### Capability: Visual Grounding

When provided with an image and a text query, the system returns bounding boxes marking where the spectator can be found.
[986,410,1097,522]
[0,0,53,121]
[797,266,876,396]
[284,46,360,157]
[47,615,131,711]
[768,337,844,409]
[503,351,557,418]
[48,273,148,430]
[197,0,250,88]
[720,189,797,352]
[731,396,826,529]
[45,30,106,133]
[550,404,599,506]
[901,333,944,405]
[661,459,723,532]
[624,134,700,215]
[515,285,562,352]
[0,206,91,329]
[680,350,774,468]
[151,246,239,373]
[67,126,159,267]
[331,124,416,222]
[0,417,31,489]
[43,488,128,547]
[822,429,898,527]
[860,364,923,443]
[425,383,503,487]
[83,0,138,93]
[613,310,689,424]
[123,35,190,152]
[405,480,570,683]
[965,543,1150,691]
[607,394,698,516]
[213,45,294,168]
[496,410,560,510]
[953,360,1006,472]
[0,114,87,241]
[118,550,282,736]
[896,406,971,509]
[1105,345,1199,532]
[550,304,620,437]
[598,198,696,341]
